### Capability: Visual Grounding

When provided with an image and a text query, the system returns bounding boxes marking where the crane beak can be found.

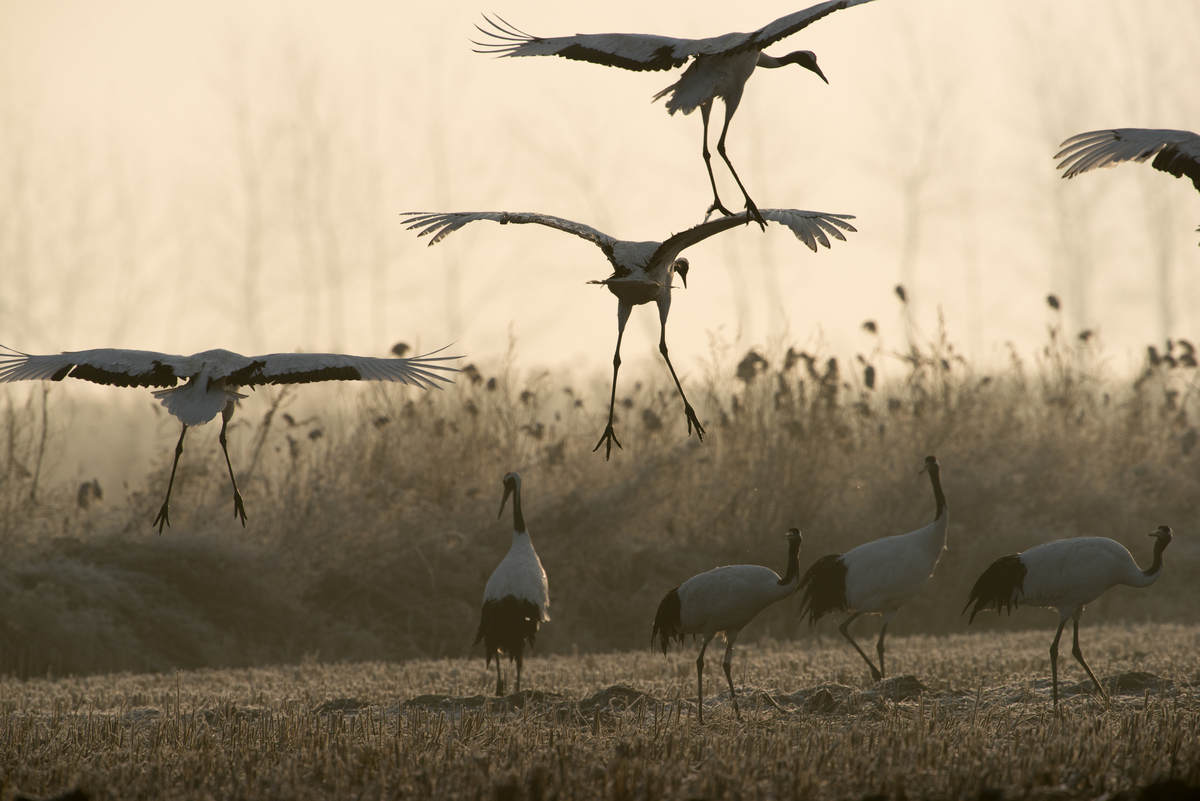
[795,51,828,84]
[498,483,514,519]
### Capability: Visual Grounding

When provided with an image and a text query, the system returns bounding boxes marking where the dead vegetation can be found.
[1,625,1198,800]
[1,306,1199,678]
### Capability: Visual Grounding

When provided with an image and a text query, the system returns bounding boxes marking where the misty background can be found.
[1,1,1200,679]
[3,0,1199,486]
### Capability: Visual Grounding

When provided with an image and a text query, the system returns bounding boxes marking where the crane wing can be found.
[474,1,875,69]
[0,345,187,387]
[714,0,878,56]
[245,348,460,389]
[650,209,856,264]
[1056,128,1200,190]
[473,15,691,71]
[402,210,618,259]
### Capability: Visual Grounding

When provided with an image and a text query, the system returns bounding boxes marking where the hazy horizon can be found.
[2,0,1198,376]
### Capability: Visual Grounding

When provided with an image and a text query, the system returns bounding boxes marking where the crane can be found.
[474,0,876,228]
[402,208,855,458]
[963,525,1174,707]
[1055,128,1200,236]
[0,344,459,531]
[799,456,948,680]
[476,471,550,696]
[652,528,802,724]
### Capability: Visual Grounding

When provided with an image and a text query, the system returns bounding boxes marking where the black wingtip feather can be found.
[962,554,1026,624]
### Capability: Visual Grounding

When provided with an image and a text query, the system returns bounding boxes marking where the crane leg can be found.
[722,632,741,720]
[153,424,188,533]
[1071,615,1108,704]
[1049,617,1068,708]
[657,305,705,441]
[218,401,248,527]
[695,633,715,725]
[515,654,523,694]
[876,622,889,680]
[714,105,766,231]
[700,103,736,221]
[593,304,631,460]
[839,613,882,681]
[494,658,505,697]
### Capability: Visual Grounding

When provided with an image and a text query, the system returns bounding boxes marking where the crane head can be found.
[784,50,827,84]
[920,455,939,473]
[1148,525,1173,546]
[784,527,802,543]
[498,471,522,518]
[673,258,689,289]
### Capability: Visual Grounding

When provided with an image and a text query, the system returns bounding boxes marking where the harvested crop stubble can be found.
[1,625,1198,800]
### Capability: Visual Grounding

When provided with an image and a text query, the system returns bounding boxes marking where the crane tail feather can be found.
[476,596,541,667]
[962,554,1026,624]
[797,554,847,625]
[651,587,682,655]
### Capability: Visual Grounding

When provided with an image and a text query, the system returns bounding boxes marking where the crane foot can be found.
[743,198,767,231]
[232,491,248,527]
[592,423,623,460]
[683,404,706,441]
[705,198,738,220]
[152,503,171,534]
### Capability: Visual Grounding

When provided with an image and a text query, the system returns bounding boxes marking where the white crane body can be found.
[473,0,876,224]
[475,472,550,695]
[0,344,458,530]
[657,51,758,115]
[841,514,949,614]
[677,563,795,633]
[1015,537,1160,614]
[653,529,802,723]
[800,456,948,680]
[483,532,550,618]
[402,209,855,458]
[964,526,1173,706]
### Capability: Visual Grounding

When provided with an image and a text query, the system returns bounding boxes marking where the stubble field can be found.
[3,624,1199,801]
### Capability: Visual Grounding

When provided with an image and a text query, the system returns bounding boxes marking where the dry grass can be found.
[1,624,1198,800]
[1,312,1199,678]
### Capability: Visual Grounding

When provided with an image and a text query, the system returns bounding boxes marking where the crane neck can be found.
[777,537,802,587]
[1140,536,1169,579]
[757,52,786,69]
[757,50,808,69]
[511,485,525,534]
[927,462,947,521]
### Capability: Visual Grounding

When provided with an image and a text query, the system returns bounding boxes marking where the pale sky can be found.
[2,0,1199,382]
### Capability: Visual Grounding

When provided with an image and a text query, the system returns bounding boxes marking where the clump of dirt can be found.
[1104,671,1171,694]
[868,675,927,700]
[314,697,368,714]
[776,683,854,712]
[578,685,650,713]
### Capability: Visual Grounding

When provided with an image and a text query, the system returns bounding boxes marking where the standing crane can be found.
[476,471,550,696]
[0,344,459,531]
[473,0,876,228]
[799,456,948,680]
[652,528,802,724]
[963,525,1174,707]
[402,208,855,458]
[1055,128,1200,236]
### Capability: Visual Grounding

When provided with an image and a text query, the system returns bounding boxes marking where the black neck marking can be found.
[927,460,946,520]
[1143,527,1172,577]
[511,482,526,533]
[778,534,802,586]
